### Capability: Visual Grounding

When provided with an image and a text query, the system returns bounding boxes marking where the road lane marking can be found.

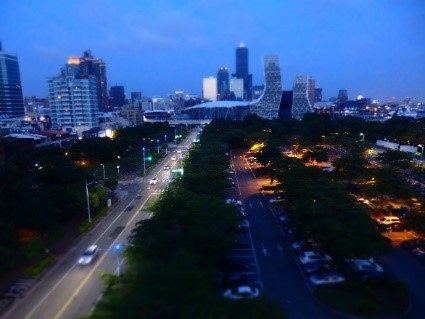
[259,201,263,208]
[249,201,253,208]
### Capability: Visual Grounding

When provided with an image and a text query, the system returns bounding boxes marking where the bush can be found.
[24,255,56,277]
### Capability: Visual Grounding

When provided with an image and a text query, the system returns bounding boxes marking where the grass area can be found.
[314,278,409,317]
[24,255,56,277]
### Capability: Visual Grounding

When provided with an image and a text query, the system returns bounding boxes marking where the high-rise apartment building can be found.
[291,76,315,120]
[48,63,99,134]
[109,86,126,109]
[314,87,323,102]
[202,77,217,101]
[0,42,24,117]
[78,50,109,112]
[232,43,253,100]
[249,55,282,119]
[217,67,229,100]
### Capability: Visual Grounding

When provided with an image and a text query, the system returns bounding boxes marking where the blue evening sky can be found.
[1,0,424,102]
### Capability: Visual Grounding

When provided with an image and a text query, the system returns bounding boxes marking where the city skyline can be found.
[1,0,425,102]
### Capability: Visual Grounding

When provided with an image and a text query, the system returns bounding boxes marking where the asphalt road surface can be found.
[2,129,199,319]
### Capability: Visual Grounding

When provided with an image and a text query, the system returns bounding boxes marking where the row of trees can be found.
[87,125,287,318]
[0,122,176,273]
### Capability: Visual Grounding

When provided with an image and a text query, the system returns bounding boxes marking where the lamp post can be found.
[164,134,168,154]
[419,144,424,156]
[360,133,365,142]
[174,128,177,144]
[100,163,105,179]
[116,165,120,177]
[156,139,160,154]
[85,180,96,223]
[142,147,146,176]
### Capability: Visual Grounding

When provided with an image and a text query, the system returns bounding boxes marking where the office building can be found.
[232,43,253,100]
[202,77,217,101]
[109,86,126,109]
[0,42,25,118]
[217,67,230,100]
[314,87,323,102]
[338,89,348,103]
[291,76,315,120]
[78,50,109,111]
[48,63,99,134]
[230,77,244,100]
[249,55,282,119]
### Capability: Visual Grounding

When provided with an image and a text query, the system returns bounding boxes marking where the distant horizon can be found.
[1,0,424,102]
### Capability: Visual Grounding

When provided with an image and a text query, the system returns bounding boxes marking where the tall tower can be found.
[0,42,25,117]
[291,76,315,120]
[232,42,253,101]
[249,55,282,119]
[337,89,348,103]
[216,67,229,100]
[109,86,126,109]
[202,77,217,101]
[78,50,109,112]
[48,62,99,134]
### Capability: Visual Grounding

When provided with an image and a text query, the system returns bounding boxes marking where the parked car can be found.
[302,261,338,274]
[347,258,384,278]
[299,251,332,264]
[400,238,425,250]
[78,245,99,265]
[223,285,260,299]
[412,247,425,257]
[149,177,158,185]
[377,216,400,225]
[309,273,345,286]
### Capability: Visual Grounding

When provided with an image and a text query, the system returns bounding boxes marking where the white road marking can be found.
[262,243,267,256]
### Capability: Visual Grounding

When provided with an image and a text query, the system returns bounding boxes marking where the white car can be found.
[347,258,383,273]
[149,177,158,185]
[78,245,99,265]
[309,274,345,286]
[223,285,260,300]
[299,251,332,264]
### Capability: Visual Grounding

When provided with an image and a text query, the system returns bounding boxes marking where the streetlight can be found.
[100,163,105,179]
[116,165,120,177]
[164,134,168,154]
[142,147,146,175]
[360,133,365,142]
[174,128,177,144]
[156,139,160,154]
[85,180,96,223]
[419,144,424,156]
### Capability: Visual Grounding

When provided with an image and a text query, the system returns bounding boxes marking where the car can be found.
[78,245,99,265]
[302,261,339,274]
[400,238,425,250]
[223,285,260,299]
[347,258,383,274]
[163,164,170,170]
[171,156,177,161]
[377,216,400,225]
[412,247,425,257]
[309,273,345,286]
[149,177,158,185]
[299,251,332,264]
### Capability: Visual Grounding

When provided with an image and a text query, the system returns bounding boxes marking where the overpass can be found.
[142,118,211,127]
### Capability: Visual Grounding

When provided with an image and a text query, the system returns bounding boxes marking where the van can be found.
[377,216,400,225]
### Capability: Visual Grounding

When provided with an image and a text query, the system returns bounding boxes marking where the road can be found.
[232,150,425,319]
[2,129,199,319]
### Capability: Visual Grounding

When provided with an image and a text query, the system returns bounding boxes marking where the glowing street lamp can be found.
[100,163,105,179]
[116,165,120,177]
[360,133,365,142]
[85,180,96,223]
[142,147,146,175]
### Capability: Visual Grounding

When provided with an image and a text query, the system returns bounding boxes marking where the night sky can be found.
[1,0,425,102]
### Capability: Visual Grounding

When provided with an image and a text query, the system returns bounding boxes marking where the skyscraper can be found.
[337,89,348,103]
[291,76,315,120]
[48,62,99,134]
[109,86,126,109]
[232,43,253,101]
[249,55,282,119]
[217,67,229,100]
[78,50,109,111]
[202,77,217,101]
[0,42,24,118]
